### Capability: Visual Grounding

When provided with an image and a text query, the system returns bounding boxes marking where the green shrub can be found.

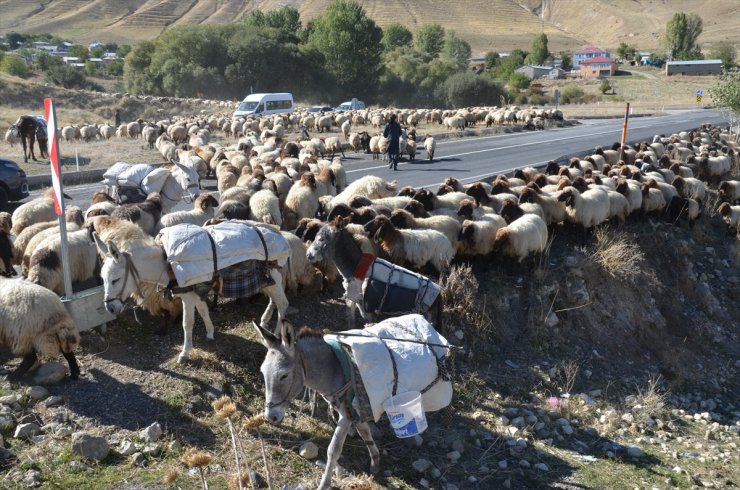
[599,79,612,94]
[560,84,584,103]
[434,71,505,108]
[45,64,86,88]
[508,72,530,90]
[0,54,29,78]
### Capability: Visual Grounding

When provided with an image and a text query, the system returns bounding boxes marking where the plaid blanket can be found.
[220,260,272,299]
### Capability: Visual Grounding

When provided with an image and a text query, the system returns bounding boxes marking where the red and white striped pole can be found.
[44,98,73,298]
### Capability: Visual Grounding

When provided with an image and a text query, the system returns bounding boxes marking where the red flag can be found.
[44,98,63,216]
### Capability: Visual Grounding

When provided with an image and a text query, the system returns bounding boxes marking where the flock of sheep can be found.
[0,102,738,383]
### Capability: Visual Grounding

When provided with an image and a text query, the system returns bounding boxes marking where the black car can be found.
[307,105,334,114]
[0,157,29,208]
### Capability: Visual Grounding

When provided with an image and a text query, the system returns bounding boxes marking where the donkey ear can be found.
[280,320,296,353]
[108,240,121,260]
[92,232,109,256]
[253,323,279,348]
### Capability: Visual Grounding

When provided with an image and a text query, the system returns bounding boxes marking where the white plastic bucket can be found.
[382,391,427,438]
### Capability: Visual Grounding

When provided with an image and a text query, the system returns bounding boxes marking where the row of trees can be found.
[123,1,504,107]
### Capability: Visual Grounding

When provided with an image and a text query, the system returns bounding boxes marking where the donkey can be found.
[306,215,442,328]
[10,115,47,163]
[255,320,380,490]
[93,219,289,363]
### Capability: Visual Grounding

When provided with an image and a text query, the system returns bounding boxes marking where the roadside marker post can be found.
[44,98,74,299]
[619,102,630,163]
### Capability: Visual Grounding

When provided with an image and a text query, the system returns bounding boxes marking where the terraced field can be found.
[0,0,736,53]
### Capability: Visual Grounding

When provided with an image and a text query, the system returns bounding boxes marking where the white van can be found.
[335,97,365,111]
[233,93,294,118]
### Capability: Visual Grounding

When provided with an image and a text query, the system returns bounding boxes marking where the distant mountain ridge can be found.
[0,0,736,54]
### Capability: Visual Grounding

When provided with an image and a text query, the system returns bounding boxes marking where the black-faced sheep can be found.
[518,185,566,225]
[491,214,549,262]
[0,276,80,382]
[718,180,740,204]
[457,216,507,256]
[557,186,610,229]
[663,196,700,228]
[0,212,15,277]
[363,215,454,274]
[412,189,469,212]
[717,202,740,235]
[389,209,461,249]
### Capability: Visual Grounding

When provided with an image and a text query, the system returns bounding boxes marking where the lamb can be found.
[491,214,549,262]
[314,165,337,197]
[0,276,80,382]
[28,229,99,295]
[14,206,83,265]
[217,163,240,194]
[457,215,508,256]
[111,193,163,236]
[614,178,643,215]
[557,186,610,229]
[663,196,700,228]
[348,132,362,152]
[283,173,320,230]
[329,158,347,193]
[11,188,72,235]
[606,190,630,224]
[324,137,345,158]
[640,182,667,214]
[389,209,461,249]
[160,193,219,228]
[424,135,436,161]
[363,215,454,274]
[718,180,740,204]
[717,202,740,234]
[84,190,117,220]
[249,189,283,227]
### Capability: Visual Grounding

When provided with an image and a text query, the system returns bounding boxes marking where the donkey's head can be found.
[255,321,305,424]
[93,233,132,315]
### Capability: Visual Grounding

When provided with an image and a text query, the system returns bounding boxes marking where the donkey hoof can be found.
[177,354,189,364]
[369,462,380,474]
[206,334,215,341]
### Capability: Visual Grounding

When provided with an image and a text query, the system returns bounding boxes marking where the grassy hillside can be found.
[0,0,736,53]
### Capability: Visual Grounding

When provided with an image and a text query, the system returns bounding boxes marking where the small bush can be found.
[45,64,87,89]
[434,71,505,108]
[440,264,493,339]
[0,54,29,78]
[591,228,653,284]
[508,72,530,90]
[599,79,612,94]
[560,84,585,103]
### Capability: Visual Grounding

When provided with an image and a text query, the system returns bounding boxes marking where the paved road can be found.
[26,108,726,213]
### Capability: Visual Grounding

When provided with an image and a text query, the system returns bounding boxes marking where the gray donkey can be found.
[255,321,380,490]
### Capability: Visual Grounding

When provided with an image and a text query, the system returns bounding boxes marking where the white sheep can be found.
[0,276,80,382]
[328,176,398,210]
[28,229,99,295]
[5,127,20,147]
[281,231,320,293]
[283,174,320,230]
[364,215,454,274]
[491,214,549,262]
[389,209,461,249]
[557,186,610,229]
[249,189,282,228]
[11,188,72,235]
[424,136,436,161]
[160,194,219,228]
[718,180,740,203]
[457,216,507,256]
[717,203,740,233]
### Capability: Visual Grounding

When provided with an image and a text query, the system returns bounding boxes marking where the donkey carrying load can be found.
[101,161,201,213]
[94,218,290,362]
[306,215,443,328]
[256,314,453,490]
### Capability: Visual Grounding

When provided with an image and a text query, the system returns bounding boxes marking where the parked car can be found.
[335,98,365,111]
[307,105,334,113]
[0,157,29,208]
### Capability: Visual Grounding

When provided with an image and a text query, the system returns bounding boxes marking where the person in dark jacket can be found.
[383,113,402,170]
[114,109,121,128]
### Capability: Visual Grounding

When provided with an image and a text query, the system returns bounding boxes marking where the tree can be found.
[663,12,703,60]
[308,0,382,100]
[382,23,412,52]
[90,47,104,58]
[124,40,158,94]
[415,23,445,58]
[484,51,500,70]
[434,71,504,107]
[709,42,736,70]
[508,72,530,90]
[46,64,86,88]
[599,79,612,94]
[443,31,471,68]
[709,72,740,139]
[68,44,89,61]
[34,51,62,71]
[525,33,549,65]
[561,53,572,70]
[0,54,29,78]
[117,45,132,58]
[84,60,96,76]
[6,32,25,50]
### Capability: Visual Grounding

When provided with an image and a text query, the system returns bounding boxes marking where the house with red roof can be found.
[579,56,618,79]
[573,46,610,68]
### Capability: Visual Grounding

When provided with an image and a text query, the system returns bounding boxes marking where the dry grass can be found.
[439,263,493,339]
[590,227,653,285]
[630,374,668,424]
